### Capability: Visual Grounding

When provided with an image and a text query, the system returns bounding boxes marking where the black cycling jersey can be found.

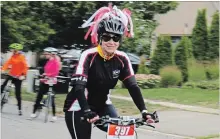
[63,45,146,112]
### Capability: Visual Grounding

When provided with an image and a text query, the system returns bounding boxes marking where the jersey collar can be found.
[97,45,114,61]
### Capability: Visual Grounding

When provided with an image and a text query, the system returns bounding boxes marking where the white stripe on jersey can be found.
[115,50,134,75]
[75,47,97,74]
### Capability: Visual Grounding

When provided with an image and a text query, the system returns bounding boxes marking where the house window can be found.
[171,36,181,45]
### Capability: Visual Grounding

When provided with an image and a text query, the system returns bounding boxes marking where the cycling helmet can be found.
[97,18,125,35]
[80,5,134,44]
[9,43,23,50]
[43,47,58,55]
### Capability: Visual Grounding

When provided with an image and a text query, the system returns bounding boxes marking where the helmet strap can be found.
[98,34,103,45]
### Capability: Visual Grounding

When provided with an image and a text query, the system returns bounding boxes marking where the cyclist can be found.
[30,47,60,121]
[1,43,28,115]
[63,5,156,139]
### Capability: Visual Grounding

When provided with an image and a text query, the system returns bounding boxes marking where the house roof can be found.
[153,1,219,36]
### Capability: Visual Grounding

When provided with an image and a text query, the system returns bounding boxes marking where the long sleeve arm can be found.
[118,52,147,112]
[123,76,147,112]
[1,58,12,71]
[21,56,28,75]
[72,84,90,111]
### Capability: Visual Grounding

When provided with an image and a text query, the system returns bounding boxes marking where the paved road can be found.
[1,102,191,139]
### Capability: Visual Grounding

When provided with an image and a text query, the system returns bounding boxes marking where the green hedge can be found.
[135,74,161,89]
[159,66,182,87]
[205,60,219,80]
[188,59,207,81]
[183,80,219,90]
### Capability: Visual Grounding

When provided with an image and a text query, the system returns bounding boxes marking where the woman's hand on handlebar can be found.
[142,111,159,124]
[19,75,26,80]
[1,70,7,74]
[83,109,100,123]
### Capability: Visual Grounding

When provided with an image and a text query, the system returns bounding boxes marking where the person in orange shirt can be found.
[1,43,28,115]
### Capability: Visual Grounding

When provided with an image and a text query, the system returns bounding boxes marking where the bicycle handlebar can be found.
[81,111,159,129]
[95,117,156,128]
[35,74,68,79]
[1,73,20,79]
[35,74,54,79]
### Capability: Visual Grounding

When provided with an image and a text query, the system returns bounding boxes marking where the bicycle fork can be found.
[44,86,54,123]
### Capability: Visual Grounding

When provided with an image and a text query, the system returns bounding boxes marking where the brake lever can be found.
[138,119,156,129]
[153,111,159,123]
[145,123,155,128]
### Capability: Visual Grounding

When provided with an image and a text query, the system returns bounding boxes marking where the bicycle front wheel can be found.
[1,92,6,110]
[1,91,9,110]
[44,95,51,123]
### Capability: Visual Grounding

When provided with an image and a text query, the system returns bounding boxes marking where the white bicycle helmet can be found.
[43,47,58,55]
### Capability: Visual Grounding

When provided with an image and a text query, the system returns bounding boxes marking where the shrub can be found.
[135,74,161,89]
[137,55,150,74]
[205,60,219,80]
[159,66,182,87]
[183,80,219,90]
[188,58,207,81]
[196,82,219,90]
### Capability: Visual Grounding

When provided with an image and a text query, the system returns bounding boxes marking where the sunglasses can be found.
[101,35,121,42]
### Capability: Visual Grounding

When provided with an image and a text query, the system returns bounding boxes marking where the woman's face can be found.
[101,33,121,55]
[44,52,51,59]
[10,49,18,54]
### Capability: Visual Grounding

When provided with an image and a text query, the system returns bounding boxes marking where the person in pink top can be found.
[44,55,60,77]
[31,47,61,122]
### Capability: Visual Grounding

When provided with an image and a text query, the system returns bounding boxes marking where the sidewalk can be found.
[110,95,219,114]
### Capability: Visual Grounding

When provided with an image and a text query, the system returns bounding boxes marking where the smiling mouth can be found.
[107,45,114,48]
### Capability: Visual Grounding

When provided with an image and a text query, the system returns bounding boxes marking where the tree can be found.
[28,1,98,48]
[191,9,209,61]
[1,1,55,51]
[137,55,149,74]
[208,11,219,59]
[150,36,172,74]
[120,1,178,56]
[174,36,189,82]
[1,1,178,52]
[185,37,193,59]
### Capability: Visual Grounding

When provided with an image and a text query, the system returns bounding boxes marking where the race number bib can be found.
[107,124,135,139]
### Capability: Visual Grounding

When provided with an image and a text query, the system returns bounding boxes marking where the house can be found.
[151,1,219,54]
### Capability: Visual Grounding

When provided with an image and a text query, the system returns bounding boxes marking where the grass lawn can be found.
[112,88,219,109]
[12,90,173,115]
[110,98,172,115]
[196,134,220,139]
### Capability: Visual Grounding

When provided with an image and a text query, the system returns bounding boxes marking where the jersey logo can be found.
[71,76,87,82]
[113,69,120,78]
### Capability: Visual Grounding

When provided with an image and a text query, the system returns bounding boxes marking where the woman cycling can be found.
[63,5,156,139]
[30,47,60,122]
[1,43,28,115]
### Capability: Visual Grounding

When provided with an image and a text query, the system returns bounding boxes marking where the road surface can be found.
[1,102,189,139]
